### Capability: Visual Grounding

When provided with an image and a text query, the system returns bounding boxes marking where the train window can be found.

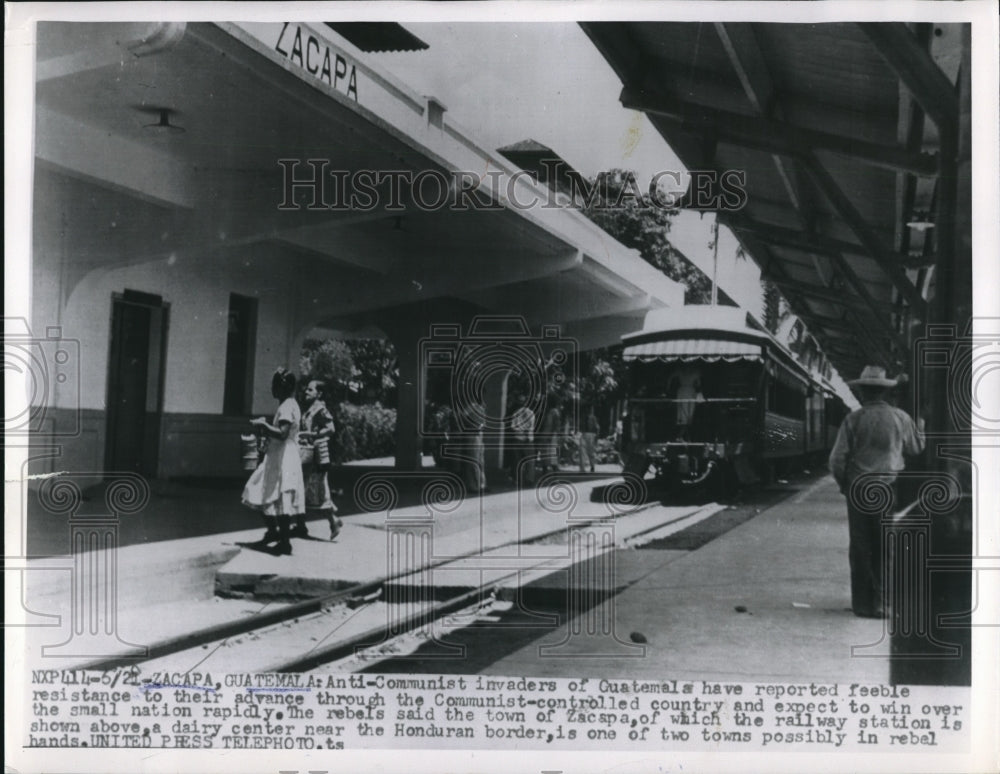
[767,377,805,419]
[825,396,847,425]
[625,359,764,444]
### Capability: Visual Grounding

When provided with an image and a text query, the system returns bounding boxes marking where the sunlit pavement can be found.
[21,466,666,657]
[21,467,891,685]
[456,475,890,683]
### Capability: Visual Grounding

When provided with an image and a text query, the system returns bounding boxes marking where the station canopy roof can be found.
[581,21,965,379]
[33,21,684,350]
[323,22,428,52]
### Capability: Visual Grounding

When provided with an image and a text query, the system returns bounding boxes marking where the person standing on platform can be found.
[508,403,536,485]
[242,368,306,556]
[580,406,599,473]
[462,401,487,494]
[829,366,924,618]
[538,400,562,474]
[300,380,343,540]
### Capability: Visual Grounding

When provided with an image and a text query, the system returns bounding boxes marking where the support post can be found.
[392,329,426,471]
[481,368,510,475]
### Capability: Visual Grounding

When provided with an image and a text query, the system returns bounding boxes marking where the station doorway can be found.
[104,290,169,476]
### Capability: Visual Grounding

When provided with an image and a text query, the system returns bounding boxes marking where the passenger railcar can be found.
[619,306,846,491]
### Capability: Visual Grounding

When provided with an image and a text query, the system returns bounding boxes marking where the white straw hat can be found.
[848,365,898,388]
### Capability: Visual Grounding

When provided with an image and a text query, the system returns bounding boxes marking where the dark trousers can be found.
[506,442,535,485]
[846,484,895,617]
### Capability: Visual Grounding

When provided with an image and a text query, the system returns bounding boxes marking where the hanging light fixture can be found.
[141,107,185,134]
[906,210,935,231]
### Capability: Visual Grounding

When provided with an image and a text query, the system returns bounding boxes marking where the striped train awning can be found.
[623,338,763,362]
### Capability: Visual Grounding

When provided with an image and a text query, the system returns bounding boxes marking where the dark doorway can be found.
[223,293,258,416]
[105,290,169,476]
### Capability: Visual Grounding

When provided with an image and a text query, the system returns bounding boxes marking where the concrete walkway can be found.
[21,471,892,686]
[23,460,625,556]
[468,475,891,684]
[20,469,663,663]
[214,471,685,597]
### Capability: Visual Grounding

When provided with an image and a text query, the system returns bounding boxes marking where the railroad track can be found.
[78,554,578,678]
[74,498,725,677]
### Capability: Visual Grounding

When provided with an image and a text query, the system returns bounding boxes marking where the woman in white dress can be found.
[242,368,306,555]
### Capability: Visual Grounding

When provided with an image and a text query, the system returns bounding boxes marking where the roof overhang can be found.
[33,21,684,349]
[581,21,969,377]
[323,22,428,52]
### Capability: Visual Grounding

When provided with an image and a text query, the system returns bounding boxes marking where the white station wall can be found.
[42,246,299,416]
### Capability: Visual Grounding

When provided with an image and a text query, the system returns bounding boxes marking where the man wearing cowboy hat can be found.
[829,365,925,618]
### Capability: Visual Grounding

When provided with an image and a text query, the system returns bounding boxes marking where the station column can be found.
[481,367,510,473]
[387,323,426,471]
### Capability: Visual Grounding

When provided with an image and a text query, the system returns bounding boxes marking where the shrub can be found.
[331,402,397,462]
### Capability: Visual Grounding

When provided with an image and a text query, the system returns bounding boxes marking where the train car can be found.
[619,306,845,492]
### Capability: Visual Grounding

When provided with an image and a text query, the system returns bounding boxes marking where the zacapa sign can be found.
[273,23,359,101]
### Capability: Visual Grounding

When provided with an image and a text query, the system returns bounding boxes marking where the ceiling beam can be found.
[858,23,959,132]
[711,23,904,371]
[314,249,586,320]
[724,211,905,353]
[769,277,866,309]
[36,106,197,210]
[626,52,901,143]
[825,248,908,353]
[730,218,934,268]
[712,23,774,116]
[464,282,650,325]
[713,23,806,226]
[825,349,866,369]
[792,295,892,370]
[802,153,927,316]
[723,217,896,366]
[809,315,857,333]
[894,24,933,257]
[621,87,938,177]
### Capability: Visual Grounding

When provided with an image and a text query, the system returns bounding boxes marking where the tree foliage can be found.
[345,339,398,405]
[299,338,400,463]
[299,338,355,401]
[581,169,714,304]
[762,279,783,334]
[300,338,399,406]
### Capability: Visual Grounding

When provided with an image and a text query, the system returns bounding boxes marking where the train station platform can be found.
[446,474,891,685]
[21,470,895,686]
[19,467,666,657]
[212,481,724,600]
